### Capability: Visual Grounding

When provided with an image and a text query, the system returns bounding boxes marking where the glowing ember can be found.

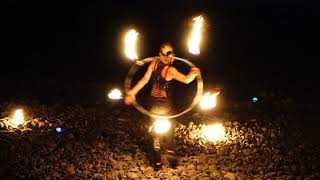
[11,109,24,127]
[199,91,219,110]
[252,96,258,103]
[202,123,226,143]
[108,88,123,100]
[124,29,139,60]
[55,127,63,133]
[188,15,204,55]
[153,119,171,134]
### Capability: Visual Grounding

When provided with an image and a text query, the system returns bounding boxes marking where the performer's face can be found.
[159,46,174,64]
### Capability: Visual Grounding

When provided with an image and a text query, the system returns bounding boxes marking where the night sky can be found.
[1,0,319,101]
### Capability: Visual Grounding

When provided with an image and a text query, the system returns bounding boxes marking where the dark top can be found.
[150,58,171,98]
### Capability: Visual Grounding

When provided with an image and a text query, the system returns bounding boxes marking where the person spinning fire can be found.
[124,42,201,169]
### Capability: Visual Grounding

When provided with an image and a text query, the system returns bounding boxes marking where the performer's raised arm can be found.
[167,66,200,84]
[124,60,155,105]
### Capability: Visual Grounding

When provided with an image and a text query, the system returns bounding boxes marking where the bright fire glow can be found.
[188,15,204,55]
[202,123,226,143]
[11,109,24,127]
[124,29,139,60]
[108,88,123,100]
[199,91,219,110]
[153,119,171,134]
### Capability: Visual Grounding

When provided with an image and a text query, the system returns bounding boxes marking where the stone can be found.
[94,173,106,180]
[186,164,195,170]
[97,142,105,149]
[66,133,75,140]
[65,165,76,175]
[129,167,139,172]
[127,172,139,179]
[224,172,237,180]
[210,170,221,178]
[38,121,45,128]
[124,155,132,161]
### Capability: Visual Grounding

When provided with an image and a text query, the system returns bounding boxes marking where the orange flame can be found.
[199,91,219,110]
[188,16,204,55]
[11,109,24,127]
[202,123,226,143]
[124,29,139,60]
[152,119,171,134]
[108,88,123,100]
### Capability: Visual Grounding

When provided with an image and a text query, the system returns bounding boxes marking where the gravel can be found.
[0,94,319,179]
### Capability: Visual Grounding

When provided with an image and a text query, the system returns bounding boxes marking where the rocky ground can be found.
[0,92,320,179]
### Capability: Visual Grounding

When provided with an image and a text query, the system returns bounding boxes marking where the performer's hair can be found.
[159,42,173,51]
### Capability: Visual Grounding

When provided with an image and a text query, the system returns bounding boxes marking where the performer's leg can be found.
[149,103,164,169]
[148,98,173,169]
[153,136,162,169]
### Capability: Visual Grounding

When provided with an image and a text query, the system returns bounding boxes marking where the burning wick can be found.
[108,88,123,100]
[152,119,172,134]
[199,91,220,110]
[124,29,139,60]
[188,15,204,55]
[55,127,63,133]
[252,97,258,103]
[11,109,24,128]
[202,123,226,143]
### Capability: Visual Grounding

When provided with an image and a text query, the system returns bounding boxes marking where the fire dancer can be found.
[124,42,201,168]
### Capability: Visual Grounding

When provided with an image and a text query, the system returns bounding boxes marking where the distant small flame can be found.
[202,123,226,143]
[108,89,123,100]
[153,119,171,134]
[11,109,24,127]
[199,91,219,110]
[188,15,204,55]
[124,29,139,60]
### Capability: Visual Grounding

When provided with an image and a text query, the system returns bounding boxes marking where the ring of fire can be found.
[124,56,203,119]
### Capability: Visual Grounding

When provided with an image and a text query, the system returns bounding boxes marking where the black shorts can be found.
[148,96,173,116]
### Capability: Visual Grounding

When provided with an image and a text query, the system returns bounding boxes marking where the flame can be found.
[11,109,24,127]
[124,29,139,60]
[108,88,123,100]
[153,119,171,134]
[199,91,219,110]
[202,123,226,143]
[188,15,204,55]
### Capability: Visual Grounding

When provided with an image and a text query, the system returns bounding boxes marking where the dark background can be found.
[1,0,319,103]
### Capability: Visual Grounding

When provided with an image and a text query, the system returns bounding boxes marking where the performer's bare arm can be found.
[124,60,155,105]
[167,67,200,84]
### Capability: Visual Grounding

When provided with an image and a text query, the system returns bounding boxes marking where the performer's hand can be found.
[124,94,136,105]
[190,67,201,76]
[135,60,144,66]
